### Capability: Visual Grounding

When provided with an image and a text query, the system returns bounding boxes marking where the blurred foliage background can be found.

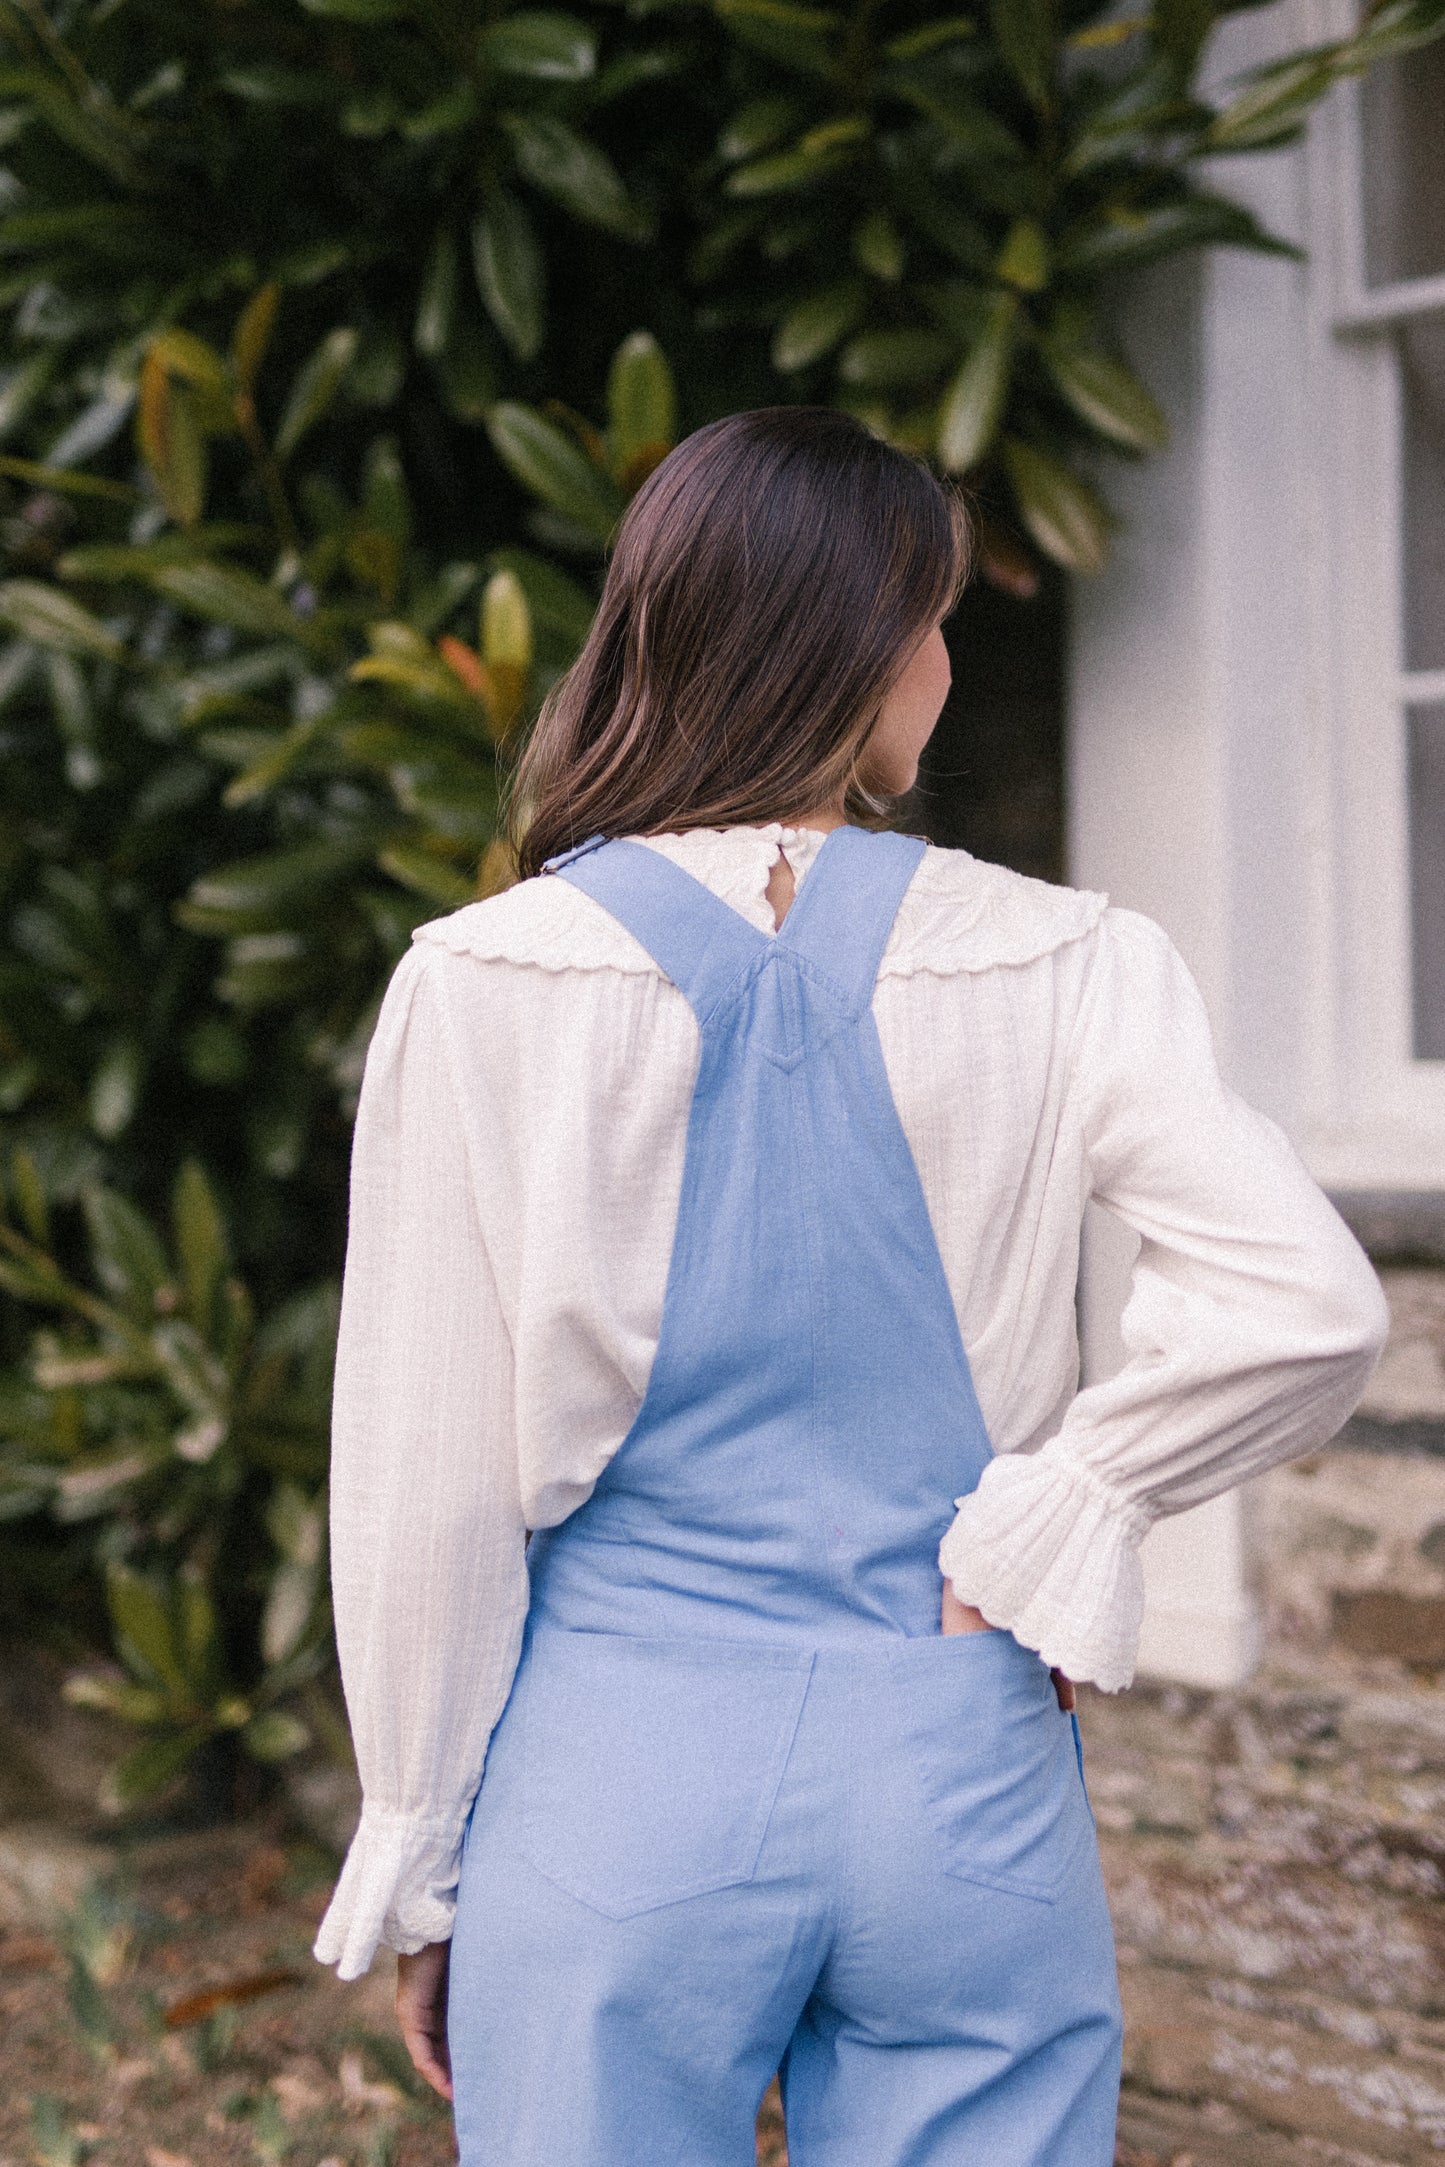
[0,0,1439,1812]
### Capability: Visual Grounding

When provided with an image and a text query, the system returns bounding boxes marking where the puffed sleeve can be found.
[313,942,529,1980]
[939,905,1388,1692]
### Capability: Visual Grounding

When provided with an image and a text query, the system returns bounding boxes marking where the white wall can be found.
[1068,3,1321,1686]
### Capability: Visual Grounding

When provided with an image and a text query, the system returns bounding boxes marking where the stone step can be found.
[1085,1665,1445,2163]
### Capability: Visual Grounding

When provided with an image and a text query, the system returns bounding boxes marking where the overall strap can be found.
[544,835,765,1023]
[776,826,927,1016]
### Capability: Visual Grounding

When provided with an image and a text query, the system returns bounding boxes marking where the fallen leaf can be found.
[146,2148,195,2167]
[0,1932,58,1971]
[163,1967,302,2028]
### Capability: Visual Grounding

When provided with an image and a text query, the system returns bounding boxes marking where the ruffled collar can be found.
[628,821,830,936]
[415,823,1108,978]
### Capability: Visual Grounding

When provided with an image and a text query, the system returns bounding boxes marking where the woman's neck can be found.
[777,798,848,833]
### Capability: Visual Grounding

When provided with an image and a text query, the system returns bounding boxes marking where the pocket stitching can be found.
[898,1673,1089,1907]
[513,1638,814,1920]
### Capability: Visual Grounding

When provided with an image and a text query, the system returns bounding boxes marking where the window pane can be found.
[1403,319,1445,674]
[1360,42,1445,288]
[1409,702,1445,1060]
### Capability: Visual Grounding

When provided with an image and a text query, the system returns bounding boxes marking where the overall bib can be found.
[448,825,1123,2166]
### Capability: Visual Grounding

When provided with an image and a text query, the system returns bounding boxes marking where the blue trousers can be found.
[449,1625,1123,2165]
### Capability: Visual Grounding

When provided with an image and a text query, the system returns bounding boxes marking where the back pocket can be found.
[510,1628,814,1919]
[891,1630,1092,1906]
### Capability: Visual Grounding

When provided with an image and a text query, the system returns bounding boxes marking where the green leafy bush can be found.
[0,0,1438,1805]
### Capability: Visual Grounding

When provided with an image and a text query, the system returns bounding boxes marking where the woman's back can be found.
[313,410,1385,2166]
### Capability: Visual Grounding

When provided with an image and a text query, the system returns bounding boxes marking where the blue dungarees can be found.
[448,825,1123,2165]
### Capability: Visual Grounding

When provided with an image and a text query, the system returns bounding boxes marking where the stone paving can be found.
[1090,1665,1445,2164]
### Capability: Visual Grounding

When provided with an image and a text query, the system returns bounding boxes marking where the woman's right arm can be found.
[313,942,529,1984]
[939,905,1389,1693]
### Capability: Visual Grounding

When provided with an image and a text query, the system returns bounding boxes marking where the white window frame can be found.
[1299,21,1445,1191]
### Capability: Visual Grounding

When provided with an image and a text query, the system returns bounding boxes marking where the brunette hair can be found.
[508,407,971,878]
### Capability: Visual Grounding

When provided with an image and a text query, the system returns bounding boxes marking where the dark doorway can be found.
[902,569,1068,887]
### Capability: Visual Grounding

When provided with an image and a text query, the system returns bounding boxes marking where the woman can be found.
[314,408,1387,2165]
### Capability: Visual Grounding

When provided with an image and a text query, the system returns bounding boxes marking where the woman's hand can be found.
[940,1579,1076,1712]
[396,1940,453,2100]
[940,1580,993,1637]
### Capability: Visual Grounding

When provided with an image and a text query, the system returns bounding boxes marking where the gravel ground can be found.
[0,1821,454,2167]
[0,1814,1194,2167]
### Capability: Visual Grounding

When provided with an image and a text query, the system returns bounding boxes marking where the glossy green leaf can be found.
[1055,194,1299,275]
[1154,0,1218,76]
[58,528,263,582]
[138,367,207,528]
[718,95,798,160]
[487,402,625,544]
[261,1557,318,1666]
[937,293,1016,472]
[987,0,1057,107]
[480,12,597,79]
[0,456,137,503]
[435,311,503,421]
[267,1480,324,1565]
[242,1708,310,1760]
[109,1728,210,1804]
[482,567,532,673]
[11,1147,49,1245]
[0,354,54,442]
[837,326,952,388]
[147,329,231,407]
[852,210,905,281]
[607,331,677,472]
[232,284,280,394]
[177,1574,219,1681]
[377,842,477,905]
[64,1672,168,1722]
[884,69,1028,164]
[219,63,336,106]
[301,0,404,15]
[885,15,976,55]
[82,1185,166,1314]
[172,1160,229,1338]
[502,114,649,238]
[1043,340,1167,450]
[183,839,374,932]
[0,581,123,662]
[713,0,839,74]
[415,230,458,360]
[0,68,143,188]
[726,131,856,196]
[888,161,1000,275]
[473,193,545,363]
[107,1564,185,1695]
[772,282,867,371]
[1002,437,1112,572]
[148,563,303,641]
[87,1041,142,1142]
[995,217,1050,292]
[274,328,359,462]
[488,547,597,647]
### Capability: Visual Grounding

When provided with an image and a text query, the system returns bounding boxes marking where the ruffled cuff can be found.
[312,1805,468,1980]
[938,1445,1153,1693]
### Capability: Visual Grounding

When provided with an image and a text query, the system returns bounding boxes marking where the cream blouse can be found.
[313,821,1387,1980]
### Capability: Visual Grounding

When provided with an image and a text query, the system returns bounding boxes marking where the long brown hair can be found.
[509,407,971,879]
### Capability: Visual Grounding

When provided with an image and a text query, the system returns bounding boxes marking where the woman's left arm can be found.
[939,906,1390,1694]
[312,941,529,1984]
